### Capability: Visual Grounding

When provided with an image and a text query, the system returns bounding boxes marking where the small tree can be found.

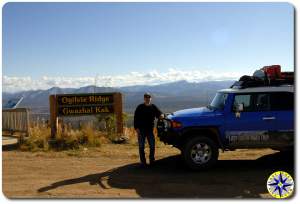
[96,113,128,142]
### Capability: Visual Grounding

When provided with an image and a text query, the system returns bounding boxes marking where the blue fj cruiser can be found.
[157,68,294,170]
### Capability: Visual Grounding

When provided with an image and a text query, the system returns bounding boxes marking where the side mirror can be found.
[234,103,243,118]
[237,103,244,112]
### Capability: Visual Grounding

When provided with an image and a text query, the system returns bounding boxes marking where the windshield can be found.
[209,92,228,110]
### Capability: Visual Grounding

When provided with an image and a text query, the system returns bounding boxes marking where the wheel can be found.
[183,136,219,170]
[279,148,294,156]
[272,147,294,155]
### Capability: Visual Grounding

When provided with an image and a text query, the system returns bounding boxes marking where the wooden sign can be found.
[56,93,114,116]
[49,92,123,140]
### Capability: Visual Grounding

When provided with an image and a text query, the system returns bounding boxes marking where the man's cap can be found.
[144,92,151,98]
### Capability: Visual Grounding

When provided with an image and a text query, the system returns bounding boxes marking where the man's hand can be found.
[159,114,164,119]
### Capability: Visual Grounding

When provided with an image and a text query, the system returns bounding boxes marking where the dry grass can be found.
[20,122,163,152]
[20,125,51,151]
[124,127,138,145]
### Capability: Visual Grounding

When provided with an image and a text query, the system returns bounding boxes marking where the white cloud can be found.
[2,69,244,92]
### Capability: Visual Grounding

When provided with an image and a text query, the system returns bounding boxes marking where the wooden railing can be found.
[2,108,30,139]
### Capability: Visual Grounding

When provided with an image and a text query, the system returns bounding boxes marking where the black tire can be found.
[279,148,294,156]
[272,147,294,154]
[183,136,219,170]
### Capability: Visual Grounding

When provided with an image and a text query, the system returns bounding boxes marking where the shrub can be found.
[96,113,129,143]
[54,123,104,150]
[20,112,143,152]
[20,124,50,151]
[21,123,101,151]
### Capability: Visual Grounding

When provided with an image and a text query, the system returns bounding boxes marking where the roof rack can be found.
[230,65,294,89]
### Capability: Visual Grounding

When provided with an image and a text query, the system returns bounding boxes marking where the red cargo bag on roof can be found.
[261,65,281,80]
[281,71,294,80]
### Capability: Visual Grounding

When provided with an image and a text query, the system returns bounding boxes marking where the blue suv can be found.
[157,85,294,170]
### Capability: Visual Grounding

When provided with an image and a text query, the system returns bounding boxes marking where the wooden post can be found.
[26,108,30,137]
[113,93,123,136]
[49,95,58,140]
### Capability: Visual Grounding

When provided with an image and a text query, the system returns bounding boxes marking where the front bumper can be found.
[157,119,180,145]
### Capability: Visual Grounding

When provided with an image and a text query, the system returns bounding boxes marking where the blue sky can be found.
[2,2,294,91]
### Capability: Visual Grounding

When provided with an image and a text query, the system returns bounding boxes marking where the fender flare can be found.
[180,126,225,150]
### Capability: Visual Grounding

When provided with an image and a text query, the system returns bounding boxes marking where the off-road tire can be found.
[183,136,219,170]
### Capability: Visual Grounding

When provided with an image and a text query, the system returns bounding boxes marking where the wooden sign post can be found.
[49,92,123,140]
[49,95,58,140]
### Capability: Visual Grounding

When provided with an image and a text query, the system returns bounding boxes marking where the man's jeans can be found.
[137,129,155,164]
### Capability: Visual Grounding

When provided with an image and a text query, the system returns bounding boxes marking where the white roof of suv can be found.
[219,85,294,93]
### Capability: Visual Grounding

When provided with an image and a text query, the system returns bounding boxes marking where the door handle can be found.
[262,117,276,121]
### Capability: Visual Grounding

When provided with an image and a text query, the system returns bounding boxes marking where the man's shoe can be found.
[139,163,148,169]
[149,160,155,166]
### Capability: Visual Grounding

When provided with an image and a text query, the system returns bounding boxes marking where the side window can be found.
[232,94,254,112]
[270,92,294,111]
[255,93,270,111]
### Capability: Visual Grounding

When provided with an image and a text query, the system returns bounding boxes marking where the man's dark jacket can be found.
[134,103,162,131]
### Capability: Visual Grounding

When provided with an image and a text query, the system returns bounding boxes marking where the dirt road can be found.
[2,144,294,198]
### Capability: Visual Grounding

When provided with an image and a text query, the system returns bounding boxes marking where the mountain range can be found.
[2,80,234,115]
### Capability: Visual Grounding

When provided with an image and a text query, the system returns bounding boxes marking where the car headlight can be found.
[171,120,182,128]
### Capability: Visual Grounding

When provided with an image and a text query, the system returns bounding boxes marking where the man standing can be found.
[134,93,163,167]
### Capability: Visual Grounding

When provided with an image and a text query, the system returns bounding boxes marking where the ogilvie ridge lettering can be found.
[60,95,112,105]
